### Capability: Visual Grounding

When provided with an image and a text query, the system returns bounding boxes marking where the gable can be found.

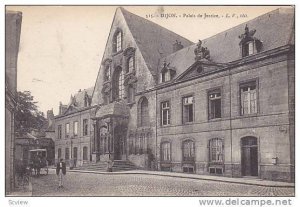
[175,61,226,82]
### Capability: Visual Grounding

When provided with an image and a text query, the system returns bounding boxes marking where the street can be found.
[31,170,294,196]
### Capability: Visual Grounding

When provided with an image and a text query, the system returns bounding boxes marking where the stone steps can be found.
[73,160,137,172]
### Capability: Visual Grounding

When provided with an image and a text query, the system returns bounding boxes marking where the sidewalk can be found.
[68,169,295,188]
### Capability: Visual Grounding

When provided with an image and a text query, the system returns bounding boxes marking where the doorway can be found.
[241,136,258,176]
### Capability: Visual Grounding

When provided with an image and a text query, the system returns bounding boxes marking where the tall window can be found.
[83,146,88,160]
[65,148,70,160]
[104,65,111,81]
[127,56,134,73]
[58,148,61,159]
[161,70,170,83]
[182,96,194,123]
[65,123,70,138]
[161,142,171,161]
[208,90,221,119]
[139,97,149,127]
[240,81,257,115]
[74,121,78,136]
[115,69,124,99]
[242,41,254,57]
[83,119,88,136]
[129,135,134,154]
[183,140,195,161]
[161,101,170,126]
[113,30,122,53]
[58,125,62,139]
[209,138,223,163]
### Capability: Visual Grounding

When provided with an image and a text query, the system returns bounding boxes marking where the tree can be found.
[15,91,47,135]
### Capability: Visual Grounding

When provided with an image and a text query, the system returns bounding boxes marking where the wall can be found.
[156,52,294,181]
[54,108,92,166]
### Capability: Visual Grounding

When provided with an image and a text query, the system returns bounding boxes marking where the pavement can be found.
[31,169,294,196]
[68,169,294,188]
[7,168,294,196]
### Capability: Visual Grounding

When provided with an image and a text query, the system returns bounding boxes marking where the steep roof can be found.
[71,87,94,108]
[120,7,194,76]
[159,7,294,80]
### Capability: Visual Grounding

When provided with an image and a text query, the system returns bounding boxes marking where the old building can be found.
[54,88,94,167]
[5,10,22,194]
[54,7,294,181]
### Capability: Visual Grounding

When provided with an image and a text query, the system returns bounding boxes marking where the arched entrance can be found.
[241,136,258,176]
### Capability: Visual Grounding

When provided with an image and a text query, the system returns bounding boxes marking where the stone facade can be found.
[53,7,294,181]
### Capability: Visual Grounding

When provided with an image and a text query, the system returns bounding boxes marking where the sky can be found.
[6,5,283,115]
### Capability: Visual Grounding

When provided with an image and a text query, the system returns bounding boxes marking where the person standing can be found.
[56,158,66,188]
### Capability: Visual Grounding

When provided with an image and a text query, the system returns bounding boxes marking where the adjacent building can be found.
[5,10,22,194]
[54,7,294,182]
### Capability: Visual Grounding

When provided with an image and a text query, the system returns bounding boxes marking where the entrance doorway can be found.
[114,125,126,160]
[241,136,258,176]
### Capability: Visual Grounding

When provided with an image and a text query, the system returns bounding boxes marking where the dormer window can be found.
[160,61,176,83]
[239,25,263,58]
[113,30,122,53]
[242,41,254,57]
[161,70,170,82]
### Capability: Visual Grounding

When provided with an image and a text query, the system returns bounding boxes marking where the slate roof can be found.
[71,87,94,108]
[159,7,294,80]
[120,7,194,76]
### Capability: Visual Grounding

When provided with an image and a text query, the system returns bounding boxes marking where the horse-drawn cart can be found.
[29,149,48,175]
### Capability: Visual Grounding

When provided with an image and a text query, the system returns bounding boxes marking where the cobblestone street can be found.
[31,170,294,196]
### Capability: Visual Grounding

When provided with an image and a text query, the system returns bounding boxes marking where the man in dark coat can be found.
[56,158,66,188]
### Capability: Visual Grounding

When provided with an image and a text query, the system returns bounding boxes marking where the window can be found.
[182,96,194,123]
[127,56,134,73]
[209,138,223,163]
[104,65,111,81]
[208,90,221,119]
[65,123,70,138]
[129,135,134,154]
[83,146,88,160]
[139,134,144,154]
[240,81,257,115]
[83,119,88,136]
[58,148,61,159]
[161,142,171,161]
[58,125,62,139]
[115,68,124,99]
[182,140,195,161]
[161,70,170,82]
[113,30,122,53]
[65,148,70,160]
[139,97,149,127]
[242,41,254,57]
[161,101,170,126]
[74,121,78,136]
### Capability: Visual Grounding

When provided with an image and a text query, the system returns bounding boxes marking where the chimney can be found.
[173,40,184,52]
[47,109,54,128]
